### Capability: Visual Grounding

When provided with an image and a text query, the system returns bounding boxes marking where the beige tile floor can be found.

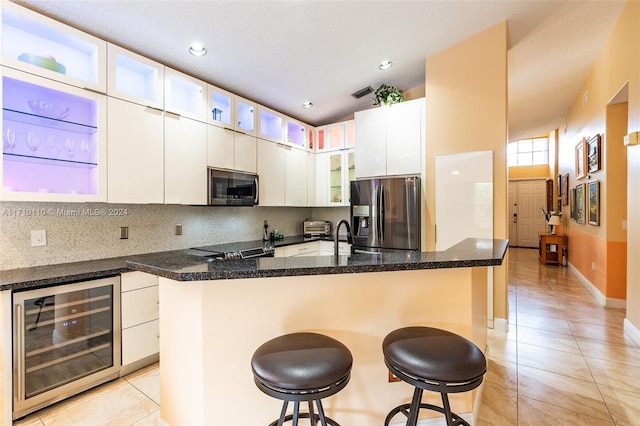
[13,247,640,425]
[478,247,640,426]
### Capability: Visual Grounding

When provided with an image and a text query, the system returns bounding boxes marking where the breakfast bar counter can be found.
[132,238,507,426]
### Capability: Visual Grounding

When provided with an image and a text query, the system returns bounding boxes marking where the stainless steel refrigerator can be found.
[350,176,421,253]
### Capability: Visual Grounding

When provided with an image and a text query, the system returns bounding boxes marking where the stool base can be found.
[269,399,340,426]
[383,387,469,426]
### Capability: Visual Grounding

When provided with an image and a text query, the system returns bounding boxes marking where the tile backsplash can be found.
[0,201,349,271]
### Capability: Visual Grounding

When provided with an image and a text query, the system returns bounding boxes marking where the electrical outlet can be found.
[175,224,183,235]
[120,226,129,239]
[388,370,401,383]
[30,230,47,247]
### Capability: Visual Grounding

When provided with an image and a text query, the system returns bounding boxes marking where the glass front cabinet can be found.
[1,68,107,202]
[1,1,106,93]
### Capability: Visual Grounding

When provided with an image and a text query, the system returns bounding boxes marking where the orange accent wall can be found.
[568,229,627,300]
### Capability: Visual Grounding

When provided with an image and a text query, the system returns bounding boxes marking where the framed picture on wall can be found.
[561,174,569,205]
[569,187,576,220]
[588,180,600,226]
[587,134,602,173]
[575,184,585,224]
[576,138,586,179]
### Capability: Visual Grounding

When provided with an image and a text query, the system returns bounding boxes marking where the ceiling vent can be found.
[351,86,374,99]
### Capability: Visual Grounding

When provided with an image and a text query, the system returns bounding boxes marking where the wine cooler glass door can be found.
[13,276,121,420]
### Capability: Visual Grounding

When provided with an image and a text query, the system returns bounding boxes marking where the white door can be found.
[510,179,547,247]
[508,181,517,247]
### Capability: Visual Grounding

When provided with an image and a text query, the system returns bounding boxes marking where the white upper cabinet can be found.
[1,2,106,93]
[234,132,257,173]
[285,117,307,150]
[235,95,256,136]
[258,105,284,143]
[208,84,234,129]
[1,68,107,202]
[355,98,424,178]
[257,139,285,206]
[316,122,346,152]
[344,120,356,149]
[164,68,207,122]
[285,147,308,206]
[386,99,423,176]
[164,114,207,205]
[107,43,164,109]
[107,97,164,204]
[206,125,257,173]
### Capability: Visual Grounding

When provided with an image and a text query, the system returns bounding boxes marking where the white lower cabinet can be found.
[164,113,207,205]
[321,241,351,255]
[120,272,159,374]
[283,241,319,257]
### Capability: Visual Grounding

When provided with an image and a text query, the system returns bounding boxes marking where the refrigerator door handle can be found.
[379,184,385,242]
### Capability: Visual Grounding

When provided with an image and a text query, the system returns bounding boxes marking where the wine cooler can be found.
[13,276,121,419]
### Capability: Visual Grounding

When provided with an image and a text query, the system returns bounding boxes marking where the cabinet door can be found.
[314,152,329,206]
[208,84,235,129]
[1,2,107,92]
[121,271,158,292]
[164,68,207,122]
[307,151,317,207]
[344,120,356,148]
[386,99,422,176]
[284,241,319,256]
[344,150,355,205]
[121,285,159,329]
[1,68,107,202]
[285,147,307,206]
[257,139,285,206]
[108,98,164,203]
[235,96,256,136]
[285,118,307,149]
[258,105,284,143]
[234,132,257,173]
[107,43,164,109]
[121,319,159,366]
[207,125,235,170]
[164,114,207,205]
[355,107,386,178]
[328,152,344,205]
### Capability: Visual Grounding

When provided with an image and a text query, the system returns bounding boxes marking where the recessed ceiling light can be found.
[379,60,393,70]
[189,43,207,56]
[302,101,313,109]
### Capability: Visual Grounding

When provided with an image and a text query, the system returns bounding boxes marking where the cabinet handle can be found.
[83,87,107,95]
[145,105,164,113]
[14,304,25,402]
[165,111,181,119]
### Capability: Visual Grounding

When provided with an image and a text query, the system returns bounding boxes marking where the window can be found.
[508,137,548,166]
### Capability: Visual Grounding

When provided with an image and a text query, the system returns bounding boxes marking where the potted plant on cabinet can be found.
[373,84,406,106]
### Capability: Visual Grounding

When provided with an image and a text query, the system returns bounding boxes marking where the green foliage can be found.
[373,84,406,106]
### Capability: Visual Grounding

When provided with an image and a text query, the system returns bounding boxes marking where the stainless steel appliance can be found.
[208,168,259,206]
[190,241,275,260]
[303,220,331,237]
[350,176,421,254]
[13,277,121,419]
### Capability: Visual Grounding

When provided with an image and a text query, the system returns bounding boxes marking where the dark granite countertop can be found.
[0,238,508,291]
[127,238,508,281]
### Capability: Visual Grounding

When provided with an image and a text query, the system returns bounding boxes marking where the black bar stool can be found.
[251,332,353,426]
[382,326,486,426]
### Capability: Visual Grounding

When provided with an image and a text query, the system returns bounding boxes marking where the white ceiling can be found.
[12,0,626,142]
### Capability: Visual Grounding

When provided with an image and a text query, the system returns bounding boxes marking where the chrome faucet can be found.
[335,219,354,256]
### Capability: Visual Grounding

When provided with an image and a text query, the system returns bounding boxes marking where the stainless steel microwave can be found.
[208,168,259,206]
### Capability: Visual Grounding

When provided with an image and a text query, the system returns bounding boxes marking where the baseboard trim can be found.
[492,317,509,332]
[567,262,626,309]
[624,318,640,346]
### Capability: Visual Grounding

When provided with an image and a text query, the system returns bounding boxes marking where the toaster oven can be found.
[304,221,331,237]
